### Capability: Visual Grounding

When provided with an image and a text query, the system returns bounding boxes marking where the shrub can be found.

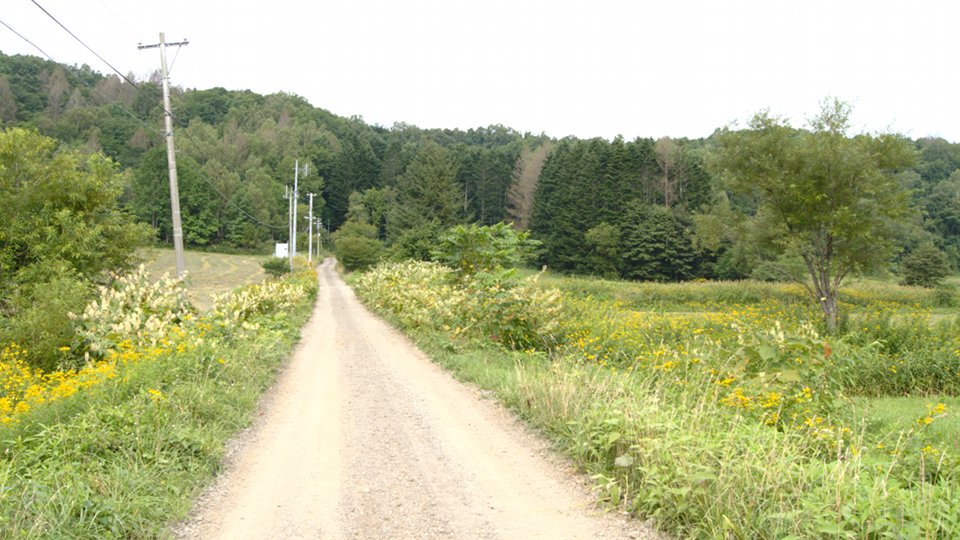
[0,267,318,537]
[352,260,562,351]
[900,243,951,288]
[933,284,957,307]
[432,222,538,275]
[70,266,194,363]
[334,236,384,271]
[332,221,384,271]
[0,272,90,371]
[209,269,314,329]
[261,257,290,277]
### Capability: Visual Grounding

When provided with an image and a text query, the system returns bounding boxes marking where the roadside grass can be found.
[846,396,960,448]
[0,269,317,538]
[142,248,268,311]
[351,262,960,538]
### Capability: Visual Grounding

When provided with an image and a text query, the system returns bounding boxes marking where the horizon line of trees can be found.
[2,51,959,289]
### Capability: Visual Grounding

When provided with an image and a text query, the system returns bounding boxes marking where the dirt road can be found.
[175,259,657,539]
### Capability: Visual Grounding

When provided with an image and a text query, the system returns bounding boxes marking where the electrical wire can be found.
[30,0,141,89]
[95,0,141,45]
[0,16,145,128]
[1,16,289,232]
[166,43,182,75]
[0,17,54,63]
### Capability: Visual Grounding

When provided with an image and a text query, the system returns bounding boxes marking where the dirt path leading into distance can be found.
[175,259,658,539]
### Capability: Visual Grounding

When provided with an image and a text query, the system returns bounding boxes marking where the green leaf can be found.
[614,454,635,468]
[816,522,844,535]
[778,369,802,383]
[757,344,778,361]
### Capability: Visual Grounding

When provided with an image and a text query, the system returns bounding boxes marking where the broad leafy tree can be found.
[710,100,915,331]
[900,243,951,288]
[0,128,150,368]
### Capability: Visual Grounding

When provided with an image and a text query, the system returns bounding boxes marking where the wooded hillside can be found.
[2,51,958,280]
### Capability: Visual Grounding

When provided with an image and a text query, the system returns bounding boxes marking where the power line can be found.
[0,17,55,62]
[0,16,147,128]
[30,0,141,89]
[95,0,141,45]
[1,18,289,232]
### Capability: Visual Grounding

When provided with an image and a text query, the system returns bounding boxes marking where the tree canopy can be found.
[0,127,150,368]
[709,100,915,330]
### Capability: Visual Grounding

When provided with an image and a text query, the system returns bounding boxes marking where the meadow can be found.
[141,249,268,311]
[352,262,959,538]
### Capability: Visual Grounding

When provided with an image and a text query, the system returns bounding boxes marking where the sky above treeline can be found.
[1,0,958,141]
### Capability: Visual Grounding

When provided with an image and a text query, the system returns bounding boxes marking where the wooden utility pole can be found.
[139,33,189,278]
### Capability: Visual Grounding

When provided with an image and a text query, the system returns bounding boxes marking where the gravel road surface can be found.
[174,259,659,539]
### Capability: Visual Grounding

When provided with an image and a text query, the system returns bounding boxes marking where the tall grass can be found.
[352,261,960,538]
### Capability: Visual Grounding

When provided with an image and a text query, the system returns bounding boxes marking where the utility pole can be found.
[139,33,189,278]
[284,185,293,271]
[307,193,315,264]
[292,160,299,259]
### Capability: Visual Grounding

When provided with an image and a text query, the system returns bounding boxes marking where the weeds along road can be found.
[176,259,656,539]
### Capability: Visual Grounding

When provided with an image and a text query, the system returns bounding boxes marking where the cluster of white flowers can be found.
[209,278,308,329]
[353,260,562,349]
[71,265,194,354]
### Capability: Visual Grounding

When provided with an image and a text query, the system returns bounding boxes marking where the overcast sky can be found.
[1,0,958,141]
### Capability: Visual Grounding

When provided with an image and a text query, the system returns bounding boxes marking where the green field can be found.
[142,249,269,311]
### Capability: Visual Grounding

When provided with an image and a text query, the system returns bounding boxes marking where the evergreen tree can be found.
[620,202,698,282]
[392,142,462,231]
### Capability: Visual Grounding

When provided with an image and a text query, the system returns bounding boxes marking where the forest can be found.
[1,50,959,283]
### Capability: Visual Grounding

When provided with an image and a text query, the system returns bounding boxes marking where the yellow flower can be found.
[148,388,165,402]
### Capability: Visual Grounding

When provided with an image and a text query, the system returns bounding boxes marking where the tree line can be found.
[2,52,959,286]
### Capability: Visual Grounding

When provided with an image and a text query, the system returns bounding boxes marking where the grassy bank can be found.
[350,262,959,538]
[0,268,317,538]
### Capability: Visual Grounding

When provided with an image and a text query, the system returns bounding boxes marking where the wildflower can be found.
[147,388,165,402]
[760,392,782,408]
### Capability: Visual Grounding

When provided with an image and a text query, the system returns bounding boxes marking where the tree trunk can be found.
[821,292,839,333]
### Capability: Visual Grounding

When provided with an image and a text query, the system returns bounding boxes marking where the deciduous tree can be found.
[710,100,915,331]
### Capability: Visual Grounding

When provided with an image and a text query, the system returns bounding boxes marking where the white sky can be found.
[1,0,958,141]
